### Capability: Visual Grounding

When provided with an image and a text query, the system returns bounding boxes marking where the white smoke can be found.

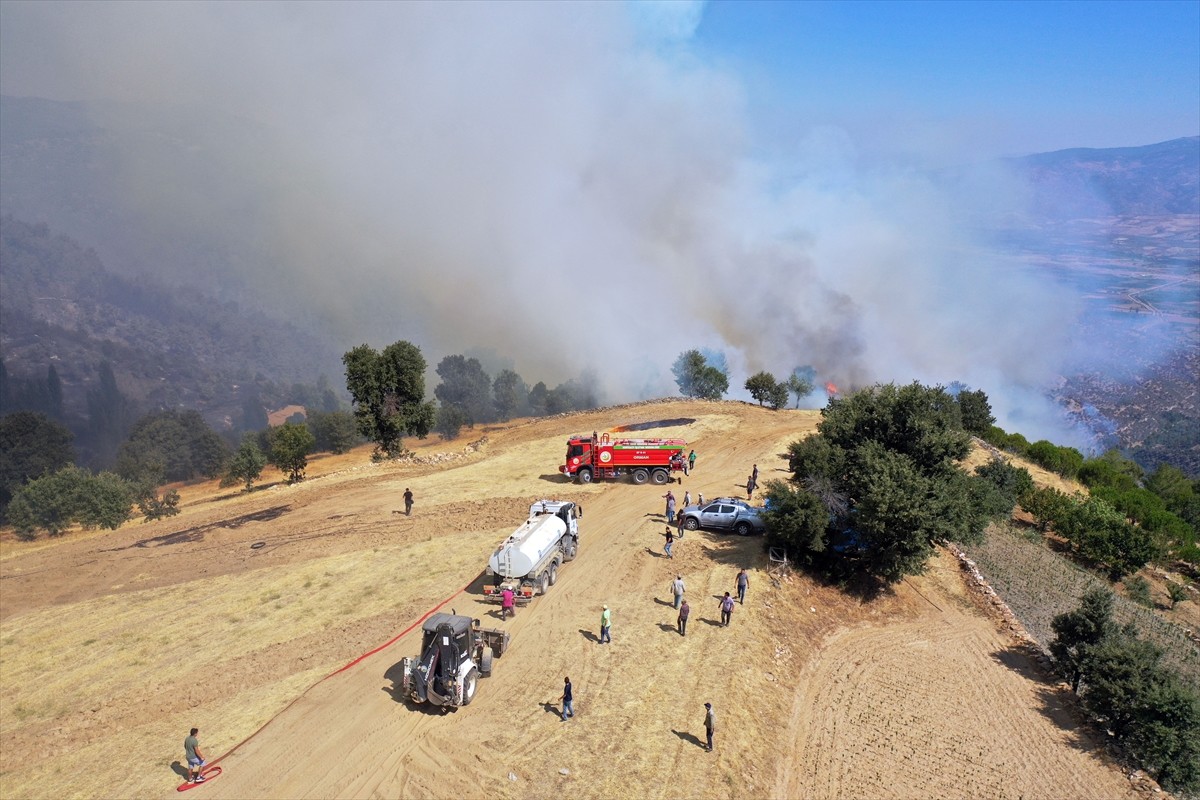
[0,1,1082,440]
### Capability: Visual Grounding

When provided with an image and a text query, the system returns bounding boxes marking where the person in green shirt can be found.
[599,605,611,643]
[184,728,207,783]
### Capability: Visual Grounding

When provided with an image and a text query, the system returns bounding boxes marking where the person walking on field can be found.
[599,605,611,643]
[675,508,685,538]
[403,488,414,516]
[719,592,735,626]
[746,475,756,500]
[560,677,574,721]
[663,490,676,520]
[663,527,675,559]
[736,569,749,605]
[751,464,758,484]
[184,727,207,783]
[678,599,690,636]
[501,587,515,620]
[683,490,691,508]
[671,575,686,609]
[688,450,697,472]
[704,702,716,752]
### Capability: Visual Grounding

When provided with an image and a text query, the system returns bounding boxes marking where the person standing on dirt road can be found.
[671,575,686,609]
[688,450,697,472]
[599,605,611,643]
[663,527,675,558]
[184,727,207,783]
[663,490,676,520]
[678,599,690,636]
[736,569,749,605]
[560,677,574,721]
[704,702,715,751]
[501,587,515,620]
[719,592,735,626]
[403,488,414,516]
[751,464,758,484]
[675,508,685,539]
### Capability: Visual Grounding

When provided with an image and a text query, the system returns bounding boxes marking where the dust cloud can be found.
[0,2,1080,440]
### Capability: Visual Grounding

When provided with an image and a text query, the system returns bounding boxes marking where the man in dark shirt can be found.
[560,677,574,721]
[403,488,414,516]
[678,599,690,636]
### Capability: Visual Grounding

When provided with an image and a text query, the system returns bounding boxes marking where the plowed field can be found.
[0,400,1145,799]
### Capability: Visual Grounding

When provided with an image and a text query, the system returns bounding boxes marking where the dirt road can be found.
[0,400,1140,800]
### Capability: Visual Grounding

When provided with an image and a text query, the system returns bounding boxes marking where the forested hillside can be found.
[0,216,343,458]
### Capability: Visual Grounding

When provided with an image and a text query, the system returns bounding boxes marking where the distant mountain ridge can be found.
[1004,136,1200,219]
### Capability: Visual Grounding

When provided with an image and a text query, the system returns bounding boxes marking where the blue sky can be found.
[689,0,1200,162]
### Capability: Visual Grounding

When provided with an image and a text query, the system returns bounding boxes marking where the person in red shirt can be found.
[501,587,515,620]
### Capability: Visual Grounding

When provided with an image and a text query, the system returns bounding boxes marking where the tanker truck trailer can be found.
[482,500,580,604]
[559,432,687,484]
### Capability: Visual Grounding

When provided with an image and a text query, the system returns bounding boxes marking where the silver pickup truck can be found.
[680,497,767,536]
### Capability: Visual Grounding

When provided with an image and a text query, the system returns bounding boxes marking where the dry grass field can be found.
[0,400,1158,799]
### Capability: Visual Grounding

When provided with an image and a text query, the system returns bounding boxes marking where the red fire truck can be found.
[560,432,687,484]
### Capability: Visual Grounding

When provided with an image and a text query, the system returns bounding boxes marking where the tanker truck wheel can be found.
[651,469,669,485]
[548,561,559,586]
[462,667,479,705]
[577,468,593,484]
[632,468,649,485]
[538,571,550,595]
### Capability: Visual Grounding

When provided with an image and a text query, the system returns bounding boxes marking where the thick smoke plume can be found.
[0,2,1082,440]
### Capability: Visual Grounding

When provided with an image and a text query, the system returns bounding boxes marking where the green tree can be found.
[115,410,229,486]
[527,381,550,417]
[1078,450,1143,492]
[745,371,779,406]
[974,458,1034,517]
[268,422,315,483]
[762,480,830,559]
[1050,586,1116,692]
[820,383,971,478]
[342,341,436,458]
[0,411,76,513]
[1124,575,1153,608]
[221,436,268,492]
[493,369,528,422]
[136,485,181,521]
[671,350,728,401]
[1019,485,1075,531]
[434,403,469,440]
[306,410,360,454]
[786,367,815,409]
[7,465,133,539]
[1025,440,1085,479]
[434,354,494,426]
[955,389,995,436]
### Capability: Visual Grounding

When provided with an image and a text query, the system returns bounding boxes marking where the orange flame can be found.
[825,382,839,396]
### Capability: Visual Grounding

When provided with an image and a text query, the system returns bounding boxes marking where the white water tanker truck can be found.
[482,500,580,604]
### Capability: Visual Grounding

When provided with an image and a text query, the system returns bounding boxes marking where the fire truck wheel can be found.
[577,468,593,484]
[651,469,669,485]
[462,668,479,705]
[632,468,649,485]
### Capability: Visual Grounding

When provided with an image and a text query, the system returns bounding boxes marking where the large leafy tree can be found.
[306,410,360,454]
[115,410,229,485]
[343,341,436,458]
[786,368,815,409]
[955,388,995,436]
[0,411,76,513]
[221,436,269,492]
[769,382,990,586]
[86,361,137,468]
[1050,586,1116,692]
[745,371,778,406]
[671,350,728,400]
[268,422,315,483]
[434,354,494,426]
[493,369,528,422]
[7,465,134,539]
